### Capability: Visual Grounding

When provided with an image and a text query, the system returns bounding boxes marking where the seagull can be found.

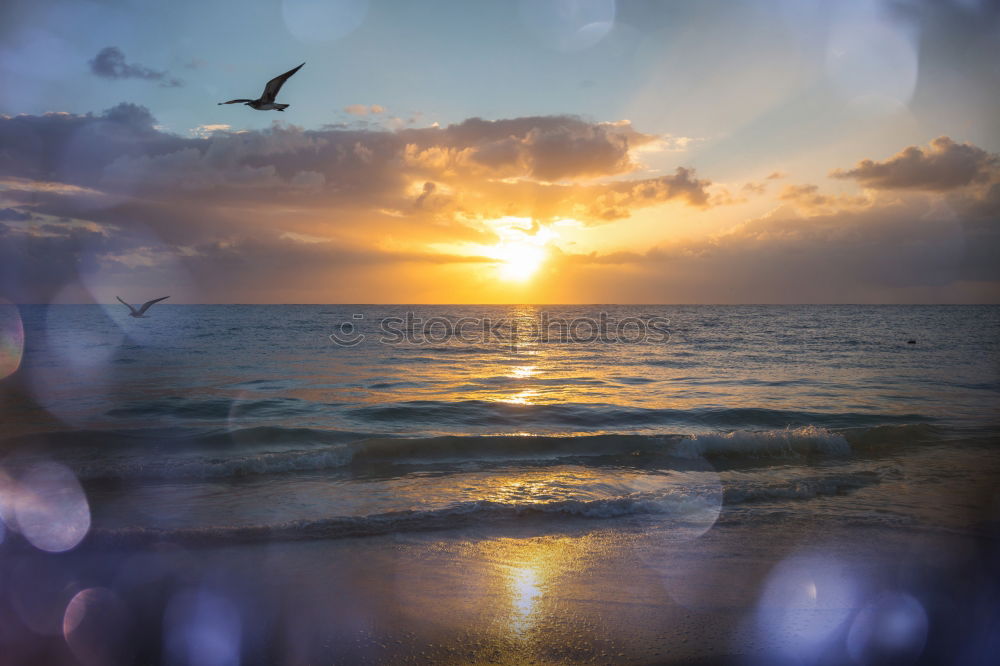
[218,63,304,111]
[117,296,169,318]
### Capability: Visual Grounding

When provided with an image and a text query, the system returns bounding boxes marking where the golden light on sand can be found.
[477,535,598,638]
[508,564,543,634]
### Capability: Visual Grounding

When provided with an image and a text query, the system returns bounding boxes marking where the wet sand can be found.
[5,510,996,665]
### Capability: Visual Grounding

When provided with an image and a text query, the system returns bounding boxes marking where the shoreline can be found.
[4,511,996,664]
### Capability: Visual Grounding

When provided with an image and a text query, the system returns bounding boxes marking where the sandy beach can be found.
[4,463,997,665]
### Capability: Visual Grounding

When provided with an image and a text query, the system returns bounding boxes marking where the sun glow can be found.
[483,217,559,282]
[494,242,546,281]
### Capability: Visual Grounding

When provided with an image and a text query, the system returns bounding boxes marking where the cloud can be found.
[558,188,1000,302]
[0,105,719,301]
[89,47,182,87]
[188,124,232,139]
[440,116,656,182]
[414,181,436,208]
[831,136,999,191]
[0,207,32,222]
[0,220,114,302]
[344,104,386,116]
[8,105,994,303]
[777,183,869,213]
[0,106,702,221]
[586,168,712,219]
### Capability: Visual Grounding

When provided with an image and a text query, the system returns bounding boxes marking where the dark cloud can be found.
[89,47,182,87]
[587,167,711,219]
[831,137,999,191]
[0,103,176,185]
[0,222,114,302]
[414,181,436,208]
[0,208,32,221]
[450,116,653,181]
[0,107,703,222]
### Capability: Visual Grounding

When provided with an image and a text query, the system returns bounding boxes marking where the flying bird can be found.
[117,296,169,318]
[218,62,304,111]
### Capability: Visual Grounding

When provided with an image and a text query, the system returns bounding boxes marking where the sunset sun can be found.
[484,217,557,282]
[493,241,547,281]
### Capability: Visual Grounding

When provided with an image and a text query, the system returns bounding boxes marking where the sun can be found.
[493,241,547,281]
[484,217,557,282]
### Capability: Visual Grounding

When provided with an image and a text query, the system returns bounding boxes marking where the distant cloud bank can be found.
[89,47,183,88]
[0,104,996,303]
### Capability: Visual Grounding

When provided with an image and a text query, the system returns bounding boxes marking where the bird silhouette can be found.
[218,63,304,111]
[117,296,170,318]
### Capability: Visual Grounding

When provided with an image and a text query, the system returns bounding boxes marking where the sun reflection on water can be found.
[496,389,539,405]
[508,563,543,634]
[472,535,600,640]
[509,365,538,379]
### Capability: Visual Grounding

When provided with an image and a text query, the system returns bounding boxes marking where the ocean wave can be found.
[671,426,851,458]
[347,400,929,430]
[87,472,883,546]
[105,396,324,420]
[15,424,938,481]
[722,471,882,503]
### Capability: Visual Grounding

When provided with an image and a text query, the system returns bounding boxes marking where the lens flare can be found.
[13,461,91,553]
[164,589,242,666]
[826,2,918,108]
[63,588,132,666]
[755,553,865,662]
[518,0,616,52]
[0,300,24,380]
[847,592,928,665]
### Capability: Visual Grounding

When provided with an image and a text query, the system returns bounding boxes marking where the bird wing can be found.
[260,63,304,103]
[218,99,254,105]
[116,296,138,315]
[137,296,170,315]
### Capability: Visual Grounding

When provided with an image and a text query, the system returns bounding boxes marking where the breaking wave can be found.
[89,472,883,545]
[1,424,938,481]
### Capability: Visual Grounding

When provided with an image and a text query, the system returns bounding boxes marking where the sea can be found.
[0,305,998,663]
[3,304,998,541]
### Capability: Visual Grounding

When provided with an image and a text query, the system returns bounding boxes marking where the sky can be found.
[0,0,998,303]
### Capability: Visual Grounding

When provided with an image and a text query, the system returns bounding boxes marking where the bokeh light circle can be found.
[164,589,243,666]
[636,456,725,609]
[282,0,368,44]
[10,555,81,634]
[27,287,125,428]
[826,9,918,108]
[63,587,132,666]
[847,592,928,665]
[0,300,24,380]
[755,553,866,662]
[518,0,616,53]
[13,461,91,552]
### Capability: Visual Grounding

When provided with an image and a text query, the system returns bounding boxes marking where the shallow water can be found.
[2,304,997,542]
